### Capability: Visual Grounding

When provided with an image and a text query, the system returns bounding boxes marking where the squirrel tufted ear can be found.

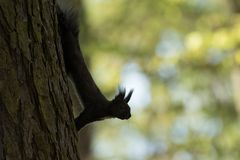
[114,87,133,103]
[124,89,133,103]
[115,87,126,100]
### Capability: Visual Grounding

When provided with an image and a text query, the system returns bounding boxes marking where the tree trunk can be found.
[231,67,240,115]
[0,0,81,159]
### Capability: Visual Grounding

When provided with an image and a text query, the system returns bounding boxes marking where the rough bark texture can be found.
[0,0,81,159]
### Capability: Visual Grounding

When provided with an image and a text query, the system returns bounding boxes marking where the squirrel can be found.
[56,0,133,131]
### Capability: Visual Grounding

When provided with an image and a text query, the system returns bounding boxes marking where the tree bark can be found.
[0,0,81,159]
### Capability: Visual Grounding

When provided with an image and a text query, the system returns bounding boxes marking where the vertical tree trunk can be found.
[231,67,240,114]
[0,0,81,159]
[231,0,240,116]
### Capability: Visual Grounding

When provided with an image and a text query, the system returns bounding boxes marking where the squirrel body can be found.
[56,0,132,130]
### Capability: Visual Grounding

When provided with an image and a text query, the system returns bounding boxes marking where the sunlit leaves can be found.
[80,0,240,159]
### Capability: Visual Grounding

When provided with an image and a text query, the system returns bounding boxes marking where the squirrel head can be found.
[109,88,133,120]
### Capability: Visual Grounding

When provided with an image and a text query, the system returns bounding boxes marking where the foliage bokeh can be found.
[79,0,240,159]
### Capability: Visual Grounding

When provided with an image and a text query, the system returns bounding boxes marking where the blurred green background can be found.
[77,0,240,159]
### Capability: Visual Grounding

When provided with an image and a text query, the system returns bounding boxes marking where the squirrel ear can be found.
[115,87,126,100]
[124,89,133,103]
